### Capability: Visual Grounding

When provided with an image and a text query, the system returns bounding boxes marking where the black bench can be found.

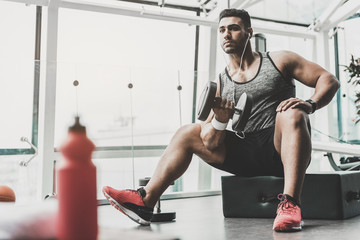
[222,171,360,219]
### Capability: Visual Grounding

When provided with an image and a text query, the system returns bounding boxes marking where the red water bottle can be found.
[56,116,98,240]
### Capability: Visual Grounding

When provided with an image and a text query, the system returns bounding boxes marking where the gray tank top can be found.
[219,52,295,133]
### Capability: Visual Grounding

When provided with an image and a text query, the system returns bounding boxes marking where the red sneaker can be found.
[273,194,303,232]
[102,186,153,225]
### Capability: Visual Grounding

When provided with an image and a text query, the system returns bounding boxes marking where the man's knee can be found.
[174,123,201,145]
[174,123,225,164]
[177,123,201,135]
[276,109,309,129]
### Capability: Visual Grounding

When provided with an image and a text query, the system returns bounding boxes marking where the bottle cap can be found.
[69,116,86,133]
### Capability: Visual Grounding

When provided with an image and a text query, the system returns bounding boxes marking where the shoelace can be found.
[124,189,141,196]
[125,188,147,198]
[277,194,298,215]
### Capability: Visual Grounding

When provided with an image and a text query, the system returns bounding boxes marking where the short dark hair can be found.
[219,9,251,28]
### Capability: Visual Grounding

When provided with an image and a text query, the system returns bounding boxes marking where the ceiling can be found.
[244,0,330,25]
[107,0,341,26]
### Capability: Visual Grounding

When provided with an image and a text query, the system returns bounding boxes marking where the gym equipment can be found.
[139,177,176,222]
[254,33,266,52]
[197,81,253,132]
[325,153,360,171]
[222,171,360,219]
[312,140,360,171]
[0,185,16,202]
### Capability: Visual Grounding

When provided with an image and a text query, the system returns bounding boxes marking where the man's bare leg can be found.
[274,109,311,203]
[143,123,226,208]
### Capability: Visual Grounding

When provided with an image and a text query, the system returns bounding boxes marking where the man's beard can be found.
[224,48,237,54]
[222,45,243,54]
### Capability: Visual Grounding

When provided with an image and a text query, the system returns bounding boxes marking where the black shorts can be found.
[209,126,284,177]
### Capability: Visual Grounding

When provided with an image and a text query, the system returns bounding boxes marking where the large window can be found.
[0,2,39,203]
[0,2,37,154]
[55,9,197,148]
[336,17,360,143]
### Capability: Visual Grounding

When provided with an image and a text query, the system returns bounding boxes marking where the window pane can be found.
[0,2,36,149]
[246,0,328,25]
[337,18,360,143]
[55,8,196,147]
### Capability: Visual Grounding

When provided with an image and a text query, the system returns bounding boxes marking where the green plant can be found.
[344,55,360,83]
[343,55,360,124]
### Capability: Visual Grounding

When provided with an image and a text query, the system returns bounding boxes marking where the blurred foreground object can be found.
[56,116,97,240]
[0,201,57,239]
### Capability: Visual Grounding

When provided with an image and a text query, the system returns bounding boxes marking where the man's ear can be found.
[247,27,253,39]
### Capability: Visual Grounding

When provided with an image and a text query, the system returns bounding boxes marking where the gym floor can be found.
[98,195,360,240]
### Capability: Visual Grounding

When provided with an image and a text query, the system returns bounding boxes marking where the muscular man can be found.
[102,9,340,232]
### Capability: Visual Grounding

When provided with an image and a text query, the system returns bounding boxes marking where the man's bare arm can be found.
[274,51,340,112]
[288,51,340,110]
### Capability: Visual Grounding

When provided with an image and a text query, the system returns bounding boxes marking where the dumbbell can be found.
[139,177,176,222]
[197,81,253,132]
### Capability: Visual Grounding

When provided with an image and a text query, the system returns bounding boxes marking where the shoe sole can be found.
[273,220,304,232]
[103,190,151,226]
